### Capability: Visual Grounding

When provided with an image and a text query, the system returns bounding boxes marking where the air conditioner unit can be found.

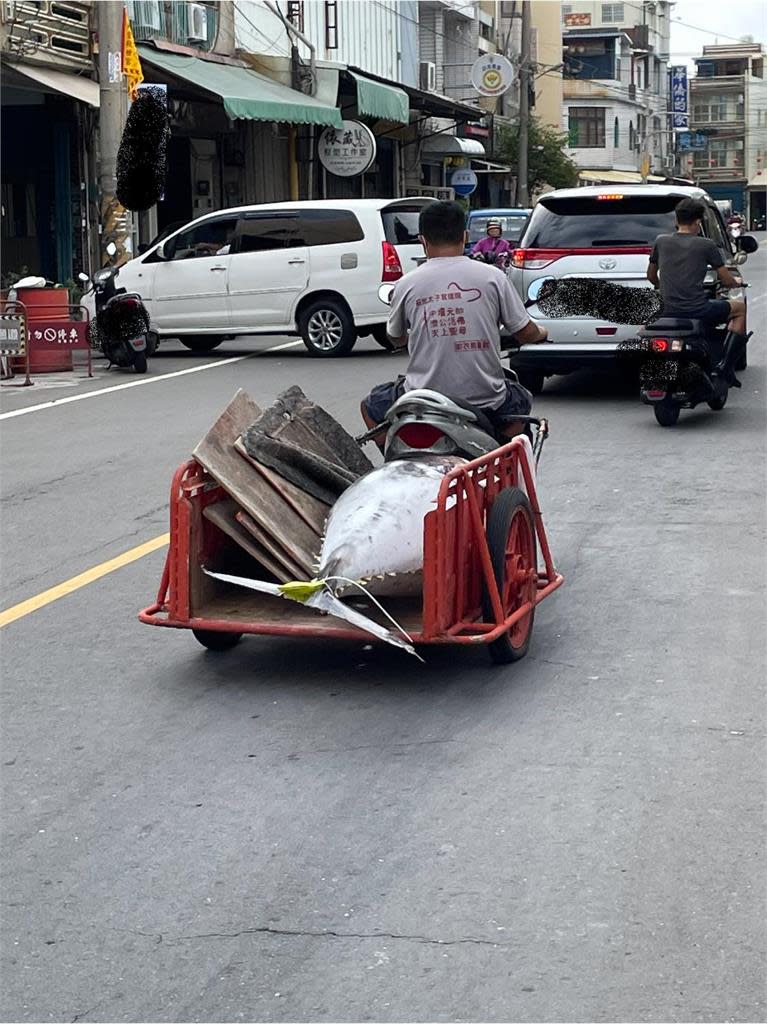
[187,3,208,42]
[140,1,162,32]
[420,61,437,92]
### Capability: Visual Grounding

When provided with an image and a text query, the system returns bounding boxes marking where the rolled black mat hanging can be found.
[116,86,170,212]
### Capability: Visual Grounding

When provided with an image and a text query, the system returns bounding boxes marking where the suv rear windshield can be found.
[522,195,685,248]
[380,204,430,245]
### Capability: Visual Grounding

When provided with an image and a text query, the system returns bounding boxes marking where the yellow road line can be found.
[0,532,170,629]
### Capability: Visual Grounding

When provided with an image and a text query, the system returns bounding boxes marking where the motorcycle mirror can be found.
[378,284,395,306]
[738,235,759,255]
[78,272,90,283]
[527,278,556,302]
[106,242,118,257]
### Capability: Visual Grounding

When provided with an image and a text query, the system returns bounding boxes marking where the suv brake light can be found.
[382,241,403,282]
[511,245,653,270]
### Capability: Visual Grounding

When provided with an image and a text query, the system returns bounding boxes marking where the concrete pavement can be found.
[1,245,765,1022]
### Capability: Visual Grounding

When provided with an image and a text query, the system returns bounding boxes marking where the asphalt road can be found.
[2,243,766,1024]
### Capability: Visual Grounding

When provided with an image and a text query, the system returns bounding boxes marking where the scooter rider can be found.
[470,216,512,263]
[647,197,749,385]
[361,201,548,441]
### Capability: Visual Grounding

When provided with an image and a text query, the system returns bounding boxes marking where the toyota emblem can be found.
[599,256,617,270]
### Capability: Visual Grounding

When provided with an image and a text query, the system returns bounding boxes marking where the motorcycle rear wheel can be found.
[653,398,680,426]
[134,352,148,374]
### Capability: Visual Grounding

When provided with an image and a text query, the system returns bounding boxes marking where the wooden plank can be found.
[234,437,329,537]
[235,511,309,581]
[203,499,291,584]
[192,389,319,577]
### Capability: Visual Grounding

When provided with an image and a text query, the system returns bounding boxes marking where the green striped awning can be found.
[138,47,343,128]
[349,70,409,125]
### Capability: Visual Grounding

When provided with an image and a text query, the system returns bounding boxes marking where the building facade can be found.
[686,43,767,228]
[1,0,99,284]
[560,0,672,183]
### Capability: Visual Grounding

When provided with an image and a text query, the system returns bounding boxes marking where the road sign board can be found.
[451,169,478,196]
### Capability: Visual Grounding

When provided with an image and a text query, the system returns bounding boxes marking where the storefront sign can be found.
[564,12,591,25]
[671,66,688,129]
[318,120,377,177]
[0,315,25,356]
[451,169,478,196]
[677,131,708,152]
[470,54,514,98]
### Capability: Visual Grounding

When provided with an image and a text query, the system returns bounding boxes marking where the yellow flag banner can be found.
[121,8,144,100]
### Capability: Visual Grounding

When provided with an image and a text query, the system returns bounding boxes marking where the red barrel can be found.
[13,288,73,372]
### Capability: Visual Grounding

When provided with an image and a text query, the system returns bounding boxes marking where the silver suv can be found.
[507,184,749,393]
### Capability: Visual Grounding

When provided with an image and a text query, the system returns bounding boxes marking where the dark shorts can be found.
[362,376,533,427]
[665,299,732,324]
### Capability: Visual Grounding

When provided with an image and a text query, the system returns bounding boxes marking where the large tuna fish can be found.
[205,456,467,655]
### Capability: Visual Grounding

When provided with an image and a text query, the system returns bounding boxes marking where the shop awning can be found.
[348,70,409,124]
[138,47,343,127]
[10,63,99,107]
[347,65,482,122]
[421,134,486,157]
[579,169,666,184]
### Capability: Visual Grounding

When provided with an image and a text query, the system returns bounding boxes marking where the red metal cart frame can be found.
[139,438,563,650]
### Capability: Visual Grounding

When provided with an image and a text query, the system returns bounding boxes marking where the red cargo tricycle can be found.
[140,430,563,664]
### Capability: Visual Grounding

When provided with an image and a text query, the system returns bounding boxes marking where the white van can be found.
[113,198,434,357]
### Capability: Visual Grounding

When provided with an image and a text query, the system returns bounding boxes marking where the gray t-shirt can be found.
[650,232,724,314]
[386,256,530,409]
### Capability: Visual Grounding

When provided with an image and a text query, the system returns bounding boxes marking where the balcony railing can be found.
[128,0,218,51]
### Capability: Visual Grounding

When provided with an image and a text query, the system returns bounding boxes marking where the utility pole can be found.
[517,0,531,207]
[97,1,130,265]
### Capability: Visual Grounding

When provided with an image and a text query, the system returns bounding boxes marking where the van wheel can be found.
[299,299,356,357]
[181,336,224,353]
[516,370,545,395]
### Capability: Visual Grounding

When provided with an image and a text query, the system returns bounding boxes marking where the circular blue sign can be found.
[451,169,478,196]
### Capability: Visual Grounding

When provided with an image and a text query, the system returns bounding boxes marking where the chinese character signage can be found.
[28,322,88,348]
[677,131,708,152]
[564,12,591,26]
[471,54,514,97]
[450,169,478,196]
[671,66,688,129]
[318,120,377,178]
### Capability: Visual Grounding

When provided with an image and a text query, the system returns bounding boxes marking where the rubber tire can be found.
[516,370,545,395]
[653,398,680,426]
[371,324,394,350]
[482,487,537,665]
[734,348,747,371]
[145,332,159,357]
[133,352,148,374]
[180,336,224,353]
[708,386,728,411]
[193,629,242,651]
[299,299,357,357]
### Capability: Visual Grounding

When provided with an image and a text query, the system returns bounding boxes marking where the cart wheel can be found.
[482,487,537,665]
[193,629,242,651]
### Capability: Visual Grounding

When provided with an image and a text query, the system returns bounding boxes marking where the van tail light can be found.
[396,423,445,448]
[382,241,403,282]
[650,338,670,353]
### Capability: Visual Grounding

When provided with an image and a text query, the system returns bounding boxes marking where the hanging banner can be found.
[471,54,514,98]
[318,120,377,177]
[122,9,144,100]
[671,66,688,129]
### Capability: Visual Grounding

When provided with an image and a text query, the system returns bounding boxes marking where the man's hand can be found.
[512,320,549,346]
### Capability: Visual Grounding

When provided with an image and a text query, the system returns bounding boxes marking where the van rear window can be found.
[380,206,426,245]
[523,195,683,248]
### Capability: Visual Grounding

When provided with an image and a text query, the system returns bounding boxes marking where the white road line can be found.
[0,340,303,421]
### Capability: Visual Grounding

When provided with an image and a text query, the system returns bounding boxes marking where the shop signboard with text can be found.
[671,66,689,129]
[318,121,377,177]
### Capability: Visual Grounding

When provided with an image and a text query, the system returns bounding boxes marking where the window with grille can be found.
[325,1,338,50]
[287,1,304,33]
[562,5,572,21]
[601,3,625,23]
[568,107,606,147]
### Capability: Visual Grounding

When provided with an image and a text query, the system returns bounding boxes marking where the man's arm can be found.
[717,265,742,289]
[647,240,659,287]
[498,276,548,344]
[386,282,409,348]
[512,319,549,345]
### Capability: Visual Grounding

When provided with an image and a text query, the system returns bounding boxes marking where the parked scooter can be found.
[79,244,156,373]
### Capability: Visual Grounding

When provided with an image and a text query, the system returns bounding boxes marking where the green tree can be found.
[497,116,580,194]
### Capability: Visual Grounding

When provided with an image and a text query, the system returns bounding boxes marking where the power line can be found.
[231,0,293,58]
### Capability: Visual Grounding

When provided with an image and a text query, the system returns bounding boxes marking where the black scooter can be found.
[80,249,155,373]
[629,287,751,427]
